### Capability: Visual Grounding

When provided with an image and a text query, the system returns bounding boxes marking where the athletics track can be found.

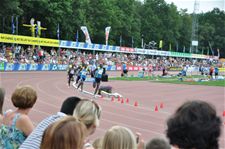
[0,71,224,148]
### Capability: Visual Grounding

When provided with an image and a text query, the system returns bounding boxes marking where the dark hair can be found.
[166,100,221,149]
[146,138,171,149]
[0,87,5,114]
[60,96,81,115]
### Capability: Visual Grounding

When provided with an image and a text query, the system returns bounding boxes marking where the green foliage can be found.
[0,0,224,57]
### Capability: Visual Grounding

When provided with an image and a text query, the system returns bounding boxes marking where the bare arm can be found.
[17,115,34,136]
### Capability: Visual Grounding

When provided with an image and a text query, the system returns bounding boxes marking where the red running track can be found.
[0,71,224,148]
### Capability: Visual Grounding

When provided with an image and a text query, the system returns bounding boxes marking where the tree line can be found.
[0,0,224,57]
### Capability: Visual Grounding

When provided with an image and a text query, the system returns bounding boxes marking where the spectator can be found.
[145,137,171,149]
[166,100,222,149]
[101,125,137,149]
[19,96,81,149]
[0,87,5,124]
[0,85,37,148]
[73,99,102,136]
[40,116,86,149]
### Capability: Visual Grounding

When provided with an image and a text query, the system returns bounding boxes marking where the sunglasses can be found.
[82,99,102,119]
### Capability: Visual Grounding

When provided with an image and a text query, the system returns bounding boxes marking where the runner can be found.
[77,65,88,92]
[67,64,76,87]
[93,64,104,96]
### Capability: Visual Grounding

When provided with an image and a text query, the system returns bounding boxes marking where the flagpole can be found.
[132,36,134,48]
[76,30,79,42]
[120,35,122,47]
[11,16,15,48]
[57,23,60,56]
[12,16,15,34]
[16,16,18,35]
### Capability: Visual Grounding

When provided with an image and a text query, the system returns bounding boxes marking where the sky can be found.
[165,0,224,13]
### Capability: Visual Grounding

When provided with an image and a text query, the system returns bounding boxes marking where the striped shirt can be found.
[19,112,66,149]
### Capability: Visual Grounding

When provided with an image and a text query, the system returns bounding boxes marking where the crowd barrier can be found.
[1,62,224,73]
[0,63,146,72]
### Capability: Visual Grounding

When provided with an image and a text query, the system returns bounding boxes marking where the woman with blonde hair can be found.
[40,116,86,149]
[73,99,102,136]
[0,85,37,148]
[101,125,137,149]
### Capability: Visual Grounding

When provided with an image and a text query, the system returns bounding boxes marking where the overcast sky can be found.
[141,0,225,13]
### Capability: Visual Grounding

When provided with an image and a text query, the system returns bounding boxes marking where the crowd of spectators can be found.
[0,85,223,149]
[0,45,222,71]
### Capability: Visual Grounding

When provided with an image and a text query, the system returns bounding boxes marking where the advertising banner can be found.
[0,63,4,71]
[105,26,111,45]
[0,33,59,47]
[81,26,92,44]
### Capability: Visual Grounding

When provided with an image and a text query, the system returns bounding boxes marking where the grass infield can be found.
[109,75,225,87]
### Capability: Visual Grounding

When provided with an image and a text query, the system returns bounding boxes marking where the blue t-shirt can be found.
[214,67,219,73]
[95,68,104,79]
[122,64,127,70]
[80,69,87,80]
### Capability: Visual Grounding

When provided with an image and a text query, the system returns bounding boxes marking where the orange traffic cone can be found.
[160,102,164,109]
[223,110,225,117]
[126,98,129,103]
[155,105,158,112]
[121,98,124,104]
[134,101,138,107]
[111,97,114,102]
[118,96,120,102]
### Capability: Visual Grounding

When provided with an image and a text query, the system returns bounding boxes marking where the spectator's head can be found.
[101,125,137,149]
[146,137,171,149]
[166,100,221,149]
[73,99,101,136]
[60,96,81,115]
[41,116,86,149]
[11,85,37,109]
[0,87,5,114]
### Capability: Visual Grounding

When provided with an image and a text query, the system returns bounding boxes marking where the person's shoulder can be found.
[38,113,65,125]
[18,114,30,121]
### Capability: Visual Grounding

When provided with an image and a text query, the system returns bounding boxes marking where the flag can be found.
[35,25,39,37]
[76,30,79,42]
[159,40,163,49]
[217,48,220,58]
[169,43,172,51]
[81,26,92,44]
[132,36,134,48]
[16,16,18,35]
[120,35,122,46]
[105,26,111,45]
[211,49,214,56]
[11,16,15,34]
[57,24,60,39]
[183,46,185,53]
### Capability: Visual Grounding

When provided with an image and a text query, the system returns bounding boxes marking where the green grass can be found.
[109,75,225,87]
